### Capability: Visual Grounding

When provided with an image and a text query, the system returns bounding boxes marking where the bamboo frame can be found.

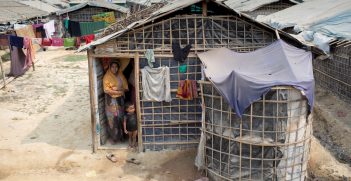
[0,56,6,89]
[88,49,98,153]
[200,81,312,180]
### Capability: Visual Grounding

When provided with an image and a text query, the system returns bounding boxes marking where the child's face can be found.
[127,105,135,113]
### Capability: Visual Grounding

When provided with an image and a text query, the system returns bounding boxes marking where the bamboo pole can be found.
[0,56,6,88]
[135,52,143,152]
[87,49,97,153]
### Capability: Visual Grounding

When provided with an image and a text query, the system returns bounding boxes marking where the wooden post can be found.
[134,52,144,152]
[0,56,6,88]
[202,0,207,17]
[88,49,98,153]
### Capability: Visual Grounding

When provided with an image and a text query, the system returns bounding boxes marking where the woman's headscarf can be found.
[103,61,129,95]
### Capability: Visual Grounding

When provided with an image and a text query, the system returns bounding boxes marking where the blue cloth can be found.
[198,40,315,117]
[9,35,23,48]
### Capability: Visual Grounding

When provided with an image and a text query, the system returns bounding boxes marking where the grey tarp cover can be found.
[197,40,314,117]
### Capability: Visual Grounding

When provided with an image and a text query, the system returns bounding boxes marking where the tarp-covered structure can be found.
[257,0,351,52]
[198,39,314,117]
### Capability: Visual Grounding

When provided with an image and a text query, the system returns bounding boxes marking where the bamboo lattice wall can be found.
[200,81,312,180]
[313,45,351,103]
[94,15,276,151]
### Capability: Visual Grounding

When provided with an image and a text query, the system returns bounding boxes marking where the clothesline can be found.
[0,34,96,48]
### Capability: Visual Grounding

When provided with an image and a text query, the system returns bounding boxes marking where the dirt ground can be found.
[0,49,350,180]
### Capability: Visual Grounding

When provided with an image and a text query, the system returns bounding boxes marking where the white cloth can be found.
[43,20,55,38]
[141,66,171,102]
[14,24,27,30]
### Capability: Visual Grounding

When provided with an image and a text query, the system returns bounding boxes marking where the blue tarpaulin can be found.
[197,40,315,117]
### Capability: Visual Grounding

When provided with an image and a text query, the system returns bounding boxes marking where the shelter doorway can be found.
[89,53,141,151]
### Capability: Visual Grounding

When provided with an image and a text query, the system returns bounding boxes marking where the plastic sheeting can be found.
[197,40,314,117]
[256,0,351,52]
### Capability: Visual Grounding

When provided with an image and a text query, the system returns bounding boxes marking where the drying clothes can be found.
[32,24,43,29]
[23,37,34,69]
[41,38,52,46]
[64,38,76,47]
[75,37,81,48]
[172,42,192,62]
[32,38,42,45]
[92,12,116,24]
[51,38,64,46]
[0,34,9,46]
[141,66,171,102]
[82,34,95,44]
[179,64,187,73]
[43,20,55,38]
[79,21,106,36]
[35,26,46,38]
[197,39,315,117]
[68,20,81,37]
[9,35,23,48]
[176,80,198,100]
[145,49,155,68]
[64,19,69,29]
[9,46,27,77]
[14,24,27,30]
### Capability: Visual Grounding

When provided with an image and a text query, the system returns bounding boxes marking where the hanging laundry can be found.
[75,37,81,48]
[14,24,27,30]
[141,66,172,102]
[15,25,40,52]
[172,42,192,62]
[64,17,69,30]
[68,20,81,37]
[0,34,9,46]
[176,80,198,100]
[51,38,64,46]
[32,38,42,45]
[9,35,23,48]
[145,49,155,68]
[179,64,187,73]
[92,12,116,24]
[23,37,34,68]
[34,26,46,38]
[82,34,95,44]
[32,24,43,29]
[9,46,27,77]
[64,37,76,47]
[79,21,106,36]
[42,38,52,46]
[43,20,55,38]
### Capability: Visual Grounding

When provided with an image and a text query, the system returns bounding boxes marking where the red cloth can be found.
[42,38,52,46]
[176,80,198,100]
[51,38,64,46]
[82,34,95,44]
[23,37,34,68]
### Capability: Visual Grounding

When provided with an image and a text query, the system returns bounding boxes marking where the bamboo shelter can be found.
[197,82,312,180]
[80,0,316,162]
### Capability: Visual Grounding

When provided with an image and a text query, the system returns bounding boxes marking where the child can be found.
[123,102,138,149]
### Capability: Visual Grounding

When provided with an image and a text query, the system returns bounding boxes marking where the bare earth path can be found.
[0,48,202,181]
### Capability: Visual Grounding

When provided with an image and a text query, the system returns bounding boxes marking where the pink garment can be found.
[23,37,34,68]
[51,37,63,46]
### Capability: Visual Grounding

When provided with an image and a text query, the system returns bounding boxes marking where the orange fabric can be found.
[103,63,129,98]
[23,37,34,68]
[176,80,198,100]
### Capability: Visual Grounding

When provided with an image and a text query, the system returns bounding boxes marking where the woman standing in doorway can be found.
[103,61,129,143]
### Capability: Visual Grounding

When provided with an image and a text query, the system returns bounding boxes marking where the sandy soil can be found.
[0,49,202,181]
[0,49,350,181]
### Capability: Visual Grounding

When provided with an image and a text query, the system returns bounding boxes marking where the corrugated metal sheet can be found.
[56,1,129,15]
[223,0,280,12]
[20,0,60,13]
[0,1,49,23]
